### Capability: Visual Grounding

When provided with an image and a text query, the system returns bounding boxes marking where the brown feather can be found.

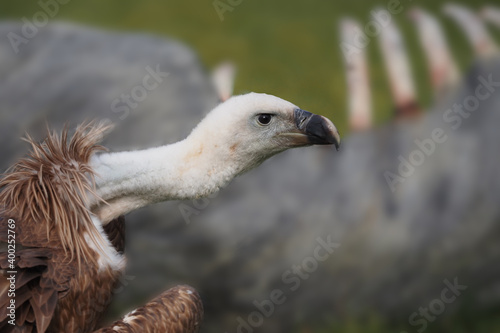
[0,121,113,268]
[15,302,31,327]
[103,216,126,254]
[29,286,58,333]
[0,249,52,326]
[0,122,123,332]
[94,285,204,333]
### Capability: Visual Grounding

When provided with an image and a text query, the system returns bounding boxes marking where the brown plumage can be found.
[0,122,111,267]
[103,216,126,255]
[0,123,203,332]
[95,285,203,333]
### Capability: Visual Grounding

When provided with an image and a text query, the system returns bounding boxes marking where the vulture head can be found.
[187,92,340,173]
[91,92,340,223]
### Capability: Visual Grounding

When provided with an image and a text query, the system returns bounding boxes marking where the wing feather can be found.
[94,285,203,333]
[0,248,68,332]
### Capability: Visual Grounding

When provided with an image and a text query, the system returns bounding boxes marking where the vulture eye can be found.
[257,114,273,126]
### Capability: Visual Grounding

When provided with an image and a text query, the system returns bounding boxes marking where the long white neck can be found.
[90,135,241,224]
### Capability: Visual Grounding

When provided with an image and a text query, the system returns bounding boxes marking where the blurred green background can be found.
[2,0,499,137]
[2,1,500,332]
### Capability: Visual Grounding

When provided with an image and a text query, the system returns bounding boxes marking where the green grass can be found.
[297,306,500,333]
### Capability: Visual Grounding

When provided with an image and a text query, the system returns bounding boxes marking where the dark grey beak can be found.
[294,109,341,150]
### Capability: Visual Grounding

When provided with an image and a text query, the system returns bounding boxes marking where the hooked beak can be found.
[292,108,341,150]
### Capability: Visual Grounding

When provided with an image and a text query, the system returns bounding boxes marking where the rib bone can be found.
[340,19,372,131]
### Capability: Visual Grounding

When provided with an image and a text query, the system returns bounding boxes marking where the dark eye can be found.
[257,114,273,125]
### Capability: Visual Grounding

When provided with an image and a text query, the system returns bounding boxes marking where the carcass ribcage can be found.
[341,4,500,130]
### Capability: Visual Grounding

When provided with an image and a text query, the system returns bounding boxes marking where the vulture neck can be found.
[90,134,241,225]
